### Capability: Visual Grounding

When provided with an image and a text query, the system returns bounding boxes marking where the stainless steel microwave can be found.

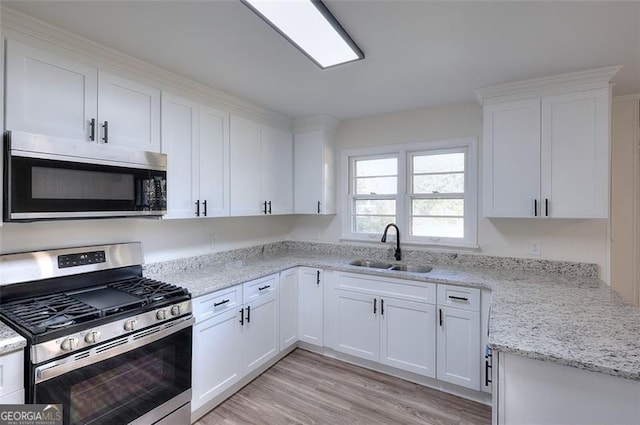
[3,131,167,221]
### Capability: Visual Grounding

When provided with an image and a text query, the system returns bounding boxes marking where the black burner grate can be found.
[0,293,102,335]
[109,277,188,303]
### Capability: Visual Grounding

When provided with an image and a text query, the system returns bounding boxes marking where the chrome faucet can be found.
[381,223,401,261]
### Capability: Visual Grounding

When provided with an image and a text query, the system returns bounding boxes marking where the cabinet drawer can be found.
[0,350,24,397]
[336,272,436,304]
[243,274,279,304]
[193,285,242,322]
[437,284,480,312]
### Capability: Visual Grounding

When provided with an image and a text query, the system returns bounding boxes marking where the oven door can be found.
[33,317,192,425]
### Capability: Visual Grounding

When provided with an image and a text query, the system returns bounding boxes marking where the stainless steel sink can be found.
[388,264,433,273]
[348,259,432,273]
[348,259,393,269]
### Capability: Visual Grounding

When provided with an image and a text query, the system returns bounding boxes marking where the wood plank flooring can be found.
[195,349,491,425]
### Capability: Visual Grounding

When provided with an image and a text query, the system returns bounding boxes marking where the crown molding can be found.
[613,93,640,102]
[475,65,622,105]
[0,6,293,130]
[293,115,340,133]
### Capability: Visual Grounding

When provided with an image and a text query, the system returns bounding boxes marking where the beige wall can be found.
[611,96,640,305]
[291,102,610,278]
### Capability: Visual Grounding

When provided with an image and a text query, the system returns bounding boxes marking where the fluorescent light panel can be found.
[242,0,364,69]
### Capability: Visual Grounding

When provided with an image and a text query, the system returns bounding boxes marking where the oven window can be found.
[34,326,191,425]
[70,350,171,424]
[32,167,134,200]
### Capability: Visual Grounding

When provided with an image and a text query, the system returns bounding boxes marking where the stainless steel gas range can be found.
[0,243,193,425]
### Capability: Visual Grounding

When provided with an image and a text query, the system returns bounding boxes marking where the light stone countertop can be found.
[146,249,640,382]
[0,322,26,355]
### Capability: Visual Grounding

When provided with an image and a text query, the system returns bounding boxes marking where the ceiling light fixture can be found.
[241,0,364,69]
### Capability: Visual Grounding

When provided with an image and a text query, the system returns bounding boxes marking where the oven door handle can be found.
[34,315,194,384]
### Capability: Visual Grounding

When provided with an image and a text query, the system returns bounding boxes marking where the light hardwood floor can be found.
[195,349,491,425]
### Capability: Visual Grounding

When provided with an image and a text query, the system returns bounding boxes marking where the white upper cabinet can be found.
[97,71,160,151]
[541,89,610,218]
[6,39,97,142]
[293,121,337,215]
[229,114,293,216]
[161,93,198,219]
[483,99,541,217]
[478,66,620,219]
[5,39,161,151]
[230,115,262,216]
[198,105,230,217]
[261,126,293,215]
[161,93,230,219]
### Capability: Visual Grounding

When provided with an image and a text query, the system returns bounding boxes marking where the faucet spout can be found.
[381,223,401,261]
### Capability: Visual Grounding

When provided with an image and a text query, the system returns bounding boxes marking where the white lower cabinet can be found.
[279,269,298,350]
[242,275,280,374]
[192,307,242,411]
[436,284,481,390]
[298,268,324,346]
[192,269,487,416]
[335,289,379,361]
[0,349,25,404]
[191,274,279,413]
[496,352,640,425]
[380,298,436,377]
[332,272,437,377]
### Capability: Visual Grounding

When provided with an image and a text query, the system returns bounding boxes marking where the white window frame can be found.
[341,137,478,248]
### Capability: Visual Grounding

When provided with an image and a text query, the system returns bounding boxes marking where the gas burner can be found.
[109,277,188,303]
[0,293,101,335]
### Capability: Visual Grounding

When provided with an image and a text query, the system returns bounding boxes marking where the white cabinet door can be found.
[97,71,160,151]
[437,306,480,390]
[161,93,198,219]
[293,130,336,214]
[541,88,610,218]
[198,105,230,217]
[298,268,323,346]
[483,98,541,217]
[334,290,379,361]
[261,126,293,215]
[380,298,436,378]
[5,39,98,142]
[0,350,24,398]
[498,353,640,425]
[230,115,262,216]
[192,308,242,411]
[0,389,24,404]
[243,293,280,374]
[279,268,298,350]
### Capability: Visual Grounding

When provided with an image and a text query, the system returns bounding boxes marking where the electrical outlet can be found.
[529,240,541,255]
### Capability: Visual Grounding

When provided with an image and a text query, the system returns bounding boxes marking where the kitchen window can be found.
[343,138,477,248]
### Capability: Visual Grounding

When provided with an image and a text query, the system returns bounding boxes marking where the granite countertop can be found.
[146,247,640,382]
[0,322,26,355]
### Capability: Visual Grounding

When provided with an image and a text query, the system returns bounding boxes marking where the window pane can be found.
[413,153,464,173]
[354,216,395,234]
[413,217,464,238]
[413,174,464,194]
[413,199,463,216]
[355,199,396,215]
[356,177,397,195]
[355,158,397,177]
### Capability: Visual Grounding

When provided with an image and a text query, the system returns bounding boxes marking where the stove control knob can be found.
[124,319,137,331]
[84,331,101,344]
[61,337,79,351]
[156,309,167,320]
[170,305,182,316]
